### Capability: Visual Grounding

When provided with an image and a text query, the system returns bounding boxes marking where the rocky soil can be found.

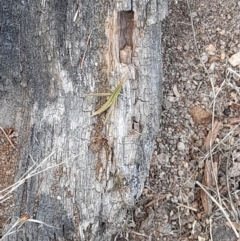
[123,0,240,240]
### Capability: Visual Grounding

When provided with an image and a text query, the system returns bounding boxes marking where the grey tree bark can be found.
[0,0,167,240]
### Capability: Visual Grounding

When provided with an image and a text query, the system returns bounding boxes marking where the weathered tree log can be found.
[0,0,167,240]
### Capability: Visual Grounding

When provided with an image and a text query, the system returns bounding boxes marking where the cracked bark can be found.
[0,0,167,240]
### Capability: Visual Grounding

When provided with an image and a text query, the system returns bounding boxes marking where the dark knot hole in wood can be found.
[119,10,134,64]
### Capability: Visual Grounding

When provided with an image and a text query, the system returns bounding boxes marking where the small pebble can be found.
[195,140,203,147]
[163,99,172,110]
[181,77,188,81]
[157,153,169,164]
[193,75,203,81]
[173,84,180,97]
[183,44,189,51]
[183,162,188,169]
[201,53,208,63]
[192,134,199,141]
[168,96,176,102]
[208,63,215,73]
[171,156,177,163]
[178,170,184,176]
[229,52,240,66]
[191,12,198,18]
[219,29,226,35]
[177,142,185,151]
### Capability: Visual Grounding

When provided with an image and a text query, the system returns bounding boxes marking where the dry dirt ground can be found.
[123,0,240,240]
[0,129,18,239]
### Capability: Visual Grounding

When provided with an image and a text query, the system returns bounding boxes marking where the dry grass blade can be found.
[227,67,240,79]
[0,150,77,239]
[209,216,213,241]
[226,222,240,232]
[26,218,61,229]
[18,213,30,227]
[0,152,54,203]
[226,156,239,221]
[0,218,21,240]
[196,181,239,238]
[0,126,15,149]
[177,203,197,212]
[185,123,240,193]
[85,93,111,97]
[0,152,79,204]
[0,214,30,241]
[0,213,60,240]
[130,230,149,238]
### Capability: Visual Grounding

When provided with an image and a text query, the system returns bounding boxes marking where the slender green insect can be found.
[86,75,128,120]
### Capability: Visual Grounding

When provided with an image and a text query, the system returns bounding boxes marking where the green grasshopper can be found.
[86,75,128,122]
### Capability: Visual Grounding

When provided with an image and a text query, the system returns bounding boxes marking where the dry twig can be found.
[202,121,223,152]
[177,203,197,212]
[0,213,60,240]
[0,151,78,203]
[196,181,239,238]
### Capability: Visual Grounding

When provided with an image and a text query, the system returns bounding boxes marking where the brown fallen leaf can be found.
[202,120,223,152]
[190,105,212,125]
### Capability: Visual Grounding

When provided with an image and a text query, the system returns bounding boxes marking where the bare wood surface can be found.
[0,0,168,240]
